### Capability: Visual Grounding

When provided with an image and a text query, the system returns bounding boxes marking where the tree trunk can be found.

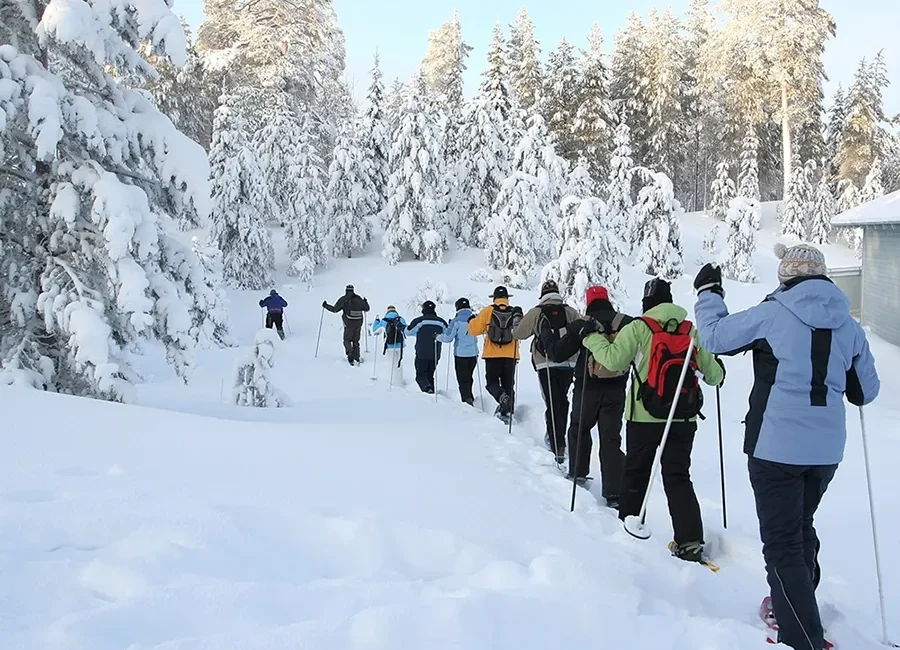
[781,80,792,200]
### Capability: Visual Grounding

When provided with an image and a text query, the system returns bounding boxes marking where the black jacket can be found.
[325,292,369,320]
[407,312,449,361]
[541,300,633,386]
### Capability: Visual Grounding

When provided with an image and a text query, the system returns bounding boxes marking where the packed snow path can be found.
[3,227,899,649]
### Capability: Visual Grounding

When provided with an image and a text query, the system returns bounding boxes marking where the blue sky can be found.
[178,0,900,116]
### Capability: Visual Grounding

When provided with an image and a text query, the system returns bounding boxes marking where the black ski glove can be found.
[259,300,265,307]
[694,263,724,297]
[511,305,524,327]
[321,300,328,308]
[716,357,726,387]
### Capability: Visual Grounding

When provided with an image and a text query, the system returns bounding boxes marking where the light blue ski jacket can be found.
[372,311,407,350]
[695,277,880,466]
[438,308,479,358]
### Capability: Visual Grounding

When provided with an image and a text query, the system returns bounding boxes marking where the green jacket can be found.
[582,303,724,423]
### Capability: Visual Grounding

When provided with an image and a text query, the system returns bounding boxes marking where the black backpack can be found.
[383,316,405,349]
[488,306,515,345]
[535,304,569,356]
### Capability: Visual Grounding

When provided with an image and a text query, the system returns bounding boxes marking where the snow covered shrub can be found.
[710,162,736,221]
[0,8,230,401]
[720,198,760,283]
[702,223,721,257]
[287,257,315,290]
[233,330,289,408]
[407,279,451,315]
[189,237,235,348]
[541,197,621,307]
[469,268,495,283]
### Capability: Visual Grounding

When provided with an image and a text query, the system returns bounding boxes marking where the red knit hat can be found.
[585,285,609,305]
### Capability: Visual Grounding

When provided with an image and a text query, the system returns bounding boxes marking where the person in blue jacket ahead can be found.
[259,289,288,339]
[693,243,880,650]
[372,306,408,385]
[406,301,448,394]
[439,297,480,405]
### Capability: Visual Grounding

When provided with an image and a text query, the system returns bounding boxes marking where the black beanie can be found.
[540,279,559,297]
[455,297,470,311]
[422,300,436,314]
[641,278,673,313]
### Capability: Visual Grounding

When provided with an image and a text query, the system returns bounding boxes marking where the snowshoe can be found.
[604,495,620,510]
[564,472,592,486]
[277,330,285,340]
[759,596,834,648]
[668,541,719,572]
[463,398,475,406]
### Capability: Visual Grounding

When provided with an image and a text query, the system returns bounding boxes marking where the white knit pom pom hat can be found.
[774,243,827,284]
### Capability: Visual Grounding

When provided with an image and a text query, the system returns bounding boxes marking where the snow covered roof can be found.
[831,190,900,227]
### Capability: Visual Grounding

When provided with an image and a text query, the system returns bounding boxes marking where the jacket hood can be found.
[643,302,688,325]
[384,310,400,319]
[538,292,564,305]
[453,308,474,321]
[770,278,850,329]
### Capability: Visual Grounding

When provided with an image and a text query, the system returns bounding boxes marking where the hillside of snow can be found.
[2,213,897,650]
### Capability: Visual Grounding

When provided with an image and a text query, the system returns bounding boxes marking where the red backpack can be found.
[634,317,703,420]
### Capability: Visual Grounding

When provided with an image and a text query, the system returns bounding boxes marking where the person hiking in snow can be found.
[323,284,370,365]
[406,301,448,394]
[438,297,480,406]
[513,279,581,464]
[371,306,407,386]
[582,278,723,564]
[693,244,880,650]
[259,289,288,340]
[539,285,633,508]
[468,286,522,423]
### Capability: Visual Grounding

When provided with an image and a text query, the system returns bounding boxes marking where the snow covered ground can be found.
[2,217,898,650]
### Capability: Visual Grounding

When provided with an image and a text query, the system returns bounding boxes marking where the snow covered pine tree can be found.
[233,330,289,408]
[635,170,685,280]
[0,0,231,401]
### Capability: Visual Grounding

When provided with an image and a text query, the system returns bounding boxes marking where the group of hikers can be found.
[257,242,881,650]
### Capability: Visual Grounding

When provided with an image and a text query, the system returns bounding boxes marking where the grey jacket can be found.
[513,293,581,370]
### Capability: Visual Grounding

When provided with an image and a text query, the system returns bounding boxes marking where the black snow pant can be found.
[619,420,703,545]
[414,358,438,393]
[454,356,477,403]
[485,358,517,415]
[748,457,837,650]
[567,379,626,498]
[343,317,363,362]
[265,312,284,334]
[537,367,574,456]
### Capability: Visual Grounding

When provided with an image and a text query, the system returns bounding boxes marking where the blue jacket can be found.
[695,277,880,466]
[438,308,479,358]
[406,312,448,361]
[259,294,287,313]
[372,311,407,350]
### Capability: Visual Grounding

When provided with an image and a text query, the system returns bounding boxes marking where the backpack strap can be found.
[639,316,662,334]
[611,313,625,333]
[677,320,693,335]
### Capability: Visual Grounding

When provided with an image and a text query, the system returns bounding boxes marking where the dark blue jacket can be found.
[260,294,288,313]
[407,313,448,361]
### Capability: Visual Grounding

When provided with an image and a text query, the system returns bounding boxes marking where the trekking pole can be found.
[476,357,486,413]
[434,339,440,403]
[261,307,265,328]
[623,336,695,540]
[716,385,727,529]
[546,366,561,465]
[371,339,378,380]
[388,347,396,392]
[859,406,897,647]
[364,313,369,353]
[570,362,590,512]
[445,346,452,392]
[508,359,519,436]
[285,315,292,336]
[314,307,325,358]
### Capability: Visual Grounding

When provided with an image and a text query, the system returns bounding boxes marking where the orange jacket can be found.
[467,299,520,360]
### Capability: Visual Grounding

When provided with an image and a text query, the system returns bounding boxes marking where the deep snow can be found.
[2,214,897,650]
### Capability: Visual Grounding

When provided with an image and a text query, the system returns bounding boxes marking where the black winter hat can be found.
[641,278,673,313]
[490,286,510,299]
[422,300,437,314]
[345,284,354,292]
[540,279,559,297]
[455,297,470,311]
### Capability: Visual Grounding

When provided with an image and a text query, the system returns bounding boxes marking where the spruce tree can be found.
[573,24,613,183]
[862,157,885,203]
[543,38,581,162]
[781,153,811,240]
[286,113,328,266]
[738,127,761,201]
[824,85,848,177]
[326,128,373,259]
[611,13,651,166]
[209,98,277,290]
[383,77,448,264]
[358,53,391,222]
[606,122,637,252]
[254,91,300,226]
[565,160,597,200]
[635,169,685,279]
[541,197,621,305]
[809,172,836,245]
[837,53,890,188]
[721,197,760,283]
[484,174,541,289]
[710,162,736,221]
[507,8,543,112]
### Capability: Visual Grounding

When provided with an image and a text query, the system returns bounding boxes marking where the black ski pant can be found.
[414,358,438,392]
[485,358,517,415]
[537,367,573,455]
[619,421,703,545]
[455,356,477,403]
[567,380,626,498]
[265,312,284,334]
[343,317,363,361]
[748,457,836,650]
